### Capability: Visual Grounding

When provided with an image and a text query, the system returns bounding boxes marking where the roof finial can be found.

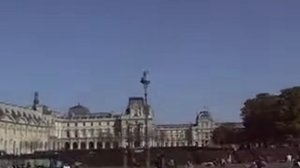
[33,91,39,110]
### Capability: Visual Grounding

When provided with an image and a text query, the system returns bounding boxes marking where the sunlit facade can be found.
[0,94,216,155]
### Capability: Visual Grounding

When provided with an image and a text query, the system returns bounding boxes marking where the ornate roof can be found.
[196,110,213,122]
[68,104,90,117]
[0,103,49,126]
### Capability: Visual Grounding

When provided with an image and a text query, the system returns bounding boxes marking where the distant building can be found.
[0,94,216,155]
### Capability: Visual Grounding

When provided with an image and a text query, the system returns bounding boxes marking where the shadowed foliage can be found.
[240,86,300,146]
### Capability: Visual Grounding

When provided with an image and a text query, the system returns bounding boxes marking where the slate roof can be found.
[68,104,90,117]
[196,110,213,121]
[0,104,49,126]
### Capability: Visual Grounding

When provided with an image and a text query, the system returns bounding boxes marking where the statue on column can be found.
[32,91,39,110]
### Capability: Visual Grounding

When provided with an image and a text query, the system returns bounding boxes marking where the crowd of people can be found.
[7,152,300,168]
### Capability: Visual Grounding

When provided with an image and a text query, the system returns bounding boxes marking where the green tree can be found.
[279,87,300,137]
[241,93,284,145]
[212,125,239,145]
[212,125,246,145]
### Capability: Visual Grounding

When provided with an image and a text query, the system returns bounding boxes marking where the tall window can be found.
[106,128,111,137]
[98,129,102,137]
[83,122,86,126]
[75,130,78,138]
[90,129,94,137]
[66,130,70,138]
[75,122,78,127]
[82,129,86,137]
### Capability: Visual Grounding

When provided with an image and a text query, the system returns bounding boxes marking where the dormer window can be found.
[11,110,16,117]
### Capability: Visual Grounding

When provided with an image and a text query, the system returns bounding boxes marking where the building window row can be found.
[65,129,114,138]
[66,121,113,127]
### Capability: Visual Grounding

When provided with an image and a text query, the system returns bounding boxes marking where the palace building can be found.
[0,93,216,155]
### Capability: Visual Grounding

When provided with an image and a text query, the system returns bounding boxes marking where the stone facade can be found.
[0,96,216,155]
[0,103,55,154]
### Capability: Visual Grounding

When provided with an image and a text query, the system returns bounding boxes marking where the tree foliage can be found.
[212,125,243,145]
[240,87,300,145]
[212,125,246,145]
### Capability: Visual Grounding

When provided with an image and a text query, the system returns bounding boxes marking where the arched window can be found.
[134,141,140,148]
[105,142,110,149]
[113,142,119,149]
[97,142,102,149]
[72,142,78,150]
[64,142,70,150]
[89,142,94,149]
[80,142,86,149]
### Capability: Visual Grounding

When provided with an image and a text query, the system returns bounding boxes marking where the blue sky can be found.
[0,1,300,123]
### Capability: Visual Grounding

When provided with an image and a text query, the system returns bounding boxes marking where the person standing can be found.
[221,158,226,168]
[185,161,193,168]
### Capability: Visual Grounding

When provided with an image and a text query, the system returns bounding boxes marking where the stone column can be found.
[78,141,81,150]
[95,140,98,149]
[86,140,89,150]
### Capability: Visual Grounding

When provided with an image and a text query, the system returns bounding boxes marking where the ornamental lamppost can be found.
[140,71,151,168]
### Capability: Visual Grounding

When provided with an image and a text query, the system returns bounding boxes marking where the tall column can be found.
[70,141,73,150]
[140,70,151,168]
[95,141,98,149]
